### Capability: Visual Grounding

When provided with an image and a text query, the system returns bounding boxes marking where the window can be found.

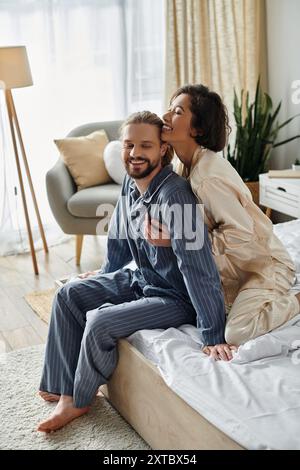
[0,0,164,254]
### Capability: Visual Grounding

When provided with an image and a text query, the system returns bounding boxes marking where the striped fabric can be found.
[40,268,197,407]
[102,164,225,345]
[40,165,225,407]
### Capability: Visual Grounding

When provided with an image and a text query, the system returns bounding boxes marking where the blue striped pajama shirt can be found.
[40,164,225,407]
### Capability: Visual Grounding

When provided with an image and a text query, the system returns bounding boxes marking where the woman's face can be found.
[161,93,197,145]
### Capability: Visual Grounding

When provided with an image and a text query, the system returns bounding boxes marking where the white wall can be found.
[266,0,300,170]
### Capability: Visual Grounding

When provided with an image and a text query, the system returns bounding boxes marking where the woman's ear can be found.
[191,127,203,138]
[160,142,169,156]
[190,127,197,137]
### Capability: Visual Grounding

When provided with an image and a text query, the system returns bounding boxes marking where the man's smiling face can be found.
[122,123,164,180]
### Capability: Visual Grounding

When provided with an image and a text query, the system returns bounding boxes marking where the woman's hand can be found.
[202,343,238,361]
[144,214,172,247]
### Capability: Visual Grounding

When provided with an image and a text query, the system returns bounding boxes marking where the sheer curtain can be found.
[164,0,267,115]
[0,0,164,255]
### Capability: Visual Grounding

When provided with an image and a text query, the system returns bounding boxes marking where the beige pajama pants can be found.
[225,264,300,346]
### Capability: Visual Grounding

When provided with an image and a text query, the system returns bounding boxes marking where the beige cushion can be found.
[54,130,112,190]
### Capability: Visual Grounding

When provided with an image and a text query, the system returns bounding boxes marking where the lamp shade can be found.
[0,46,33,89]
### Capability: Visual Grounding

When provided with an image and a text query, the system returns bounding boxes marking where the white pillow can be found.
[103,140,126,185]
[273,219,300,272]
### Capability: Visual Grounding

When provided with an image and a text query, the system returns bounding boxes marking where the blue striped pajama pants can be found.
[40,268,196,407]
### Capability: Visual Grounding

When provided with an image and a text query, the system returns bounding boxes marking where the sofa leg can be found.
[76,235,84,265]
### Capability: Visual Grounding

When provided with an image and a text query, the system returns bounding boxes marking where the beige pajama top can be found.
[177,147,296,307]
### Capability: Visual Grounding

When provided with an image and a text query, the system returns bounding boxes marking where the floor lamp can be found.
[0,46,48,275]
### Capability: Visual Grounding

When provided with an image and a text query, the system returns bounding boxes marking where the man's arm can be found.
[165,189,226,346]
[100,190,133,275]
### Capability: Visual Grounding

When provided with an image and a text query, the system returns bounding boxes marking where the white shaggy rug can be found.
[0,345,150,450]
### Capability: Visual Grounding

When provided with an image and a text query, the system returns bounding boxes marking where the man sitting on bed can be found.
[37,111,226,433]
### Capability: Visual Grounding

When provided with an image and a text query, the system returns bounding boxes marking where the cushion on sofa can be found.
[67,183,121,218]
[54,130,112,190]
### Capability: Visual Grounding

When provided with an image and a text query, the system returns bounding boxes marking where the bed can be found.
[101,219,300,450]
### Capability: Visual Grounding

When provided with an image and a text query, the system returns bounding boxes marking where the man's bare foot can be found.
[39,391,60,402]
[37,395,89,433]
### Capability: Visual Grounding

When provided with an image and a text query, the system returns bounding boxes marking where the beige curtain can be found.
[164,0,268,111]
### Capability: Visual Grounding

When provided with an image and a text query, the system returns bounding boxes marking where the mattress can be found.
[127,219,300,450]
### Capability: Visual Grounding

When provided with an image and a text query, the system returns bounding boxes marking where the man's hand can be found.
[144,214,171,247]
[202,343,238,361]
[78,270,99,279]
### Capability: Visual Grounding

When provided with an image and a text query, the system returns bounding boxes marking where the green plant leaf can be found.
[271,113,300,136]
[273,135,300,147]
[225,77,300,181]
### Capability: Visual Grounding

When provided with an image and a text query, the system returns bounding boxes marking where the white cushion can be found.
[103,140,126,185]
[273,219,300,272]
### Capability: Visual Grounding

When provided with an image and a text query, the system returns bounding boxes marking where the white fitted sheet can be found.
[128,313,300,450]
[127,220,300,450]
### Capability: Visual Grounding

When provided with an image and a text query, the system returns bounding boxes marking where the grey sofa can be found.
[46,120,123,265]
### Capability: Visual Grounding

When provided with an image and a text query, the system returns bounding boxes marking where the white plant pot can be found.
[292,164,300,171]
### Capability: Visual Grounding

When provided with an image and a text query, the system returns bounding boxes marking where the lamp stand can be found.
[5,89,48,275]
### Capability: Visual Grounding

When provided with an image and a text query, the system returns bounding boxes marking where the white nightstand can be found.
[259,173,300,218]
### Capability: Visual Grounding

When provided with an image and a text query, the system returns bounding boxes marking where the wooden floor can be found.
[0,235,106,353]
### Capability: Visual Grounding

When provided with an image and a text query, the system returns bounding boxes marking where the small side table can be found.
[259,173,300,218]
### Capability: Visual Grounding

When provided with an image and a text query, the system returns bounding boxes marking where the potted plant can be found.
[225,79,300,205]
[292,158,300,171]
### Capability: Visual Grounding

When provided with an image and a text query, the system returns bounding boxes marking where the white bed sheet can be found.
[128,313,300,450]
[127,220,300,450]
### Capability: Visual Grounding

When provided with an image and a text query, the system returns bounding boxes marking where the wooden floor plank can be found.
[0,331,12,353]
[0,236,104,351]
[0,286,29,331]
[3,325,44,350]
[3,283,49,342]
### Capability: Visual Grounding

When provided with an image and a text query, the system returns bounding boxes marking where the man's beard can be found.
[125,157,159,179]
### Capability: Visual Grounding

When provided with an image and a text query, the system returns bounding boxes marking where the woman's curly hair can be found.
[171,84,231,152]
